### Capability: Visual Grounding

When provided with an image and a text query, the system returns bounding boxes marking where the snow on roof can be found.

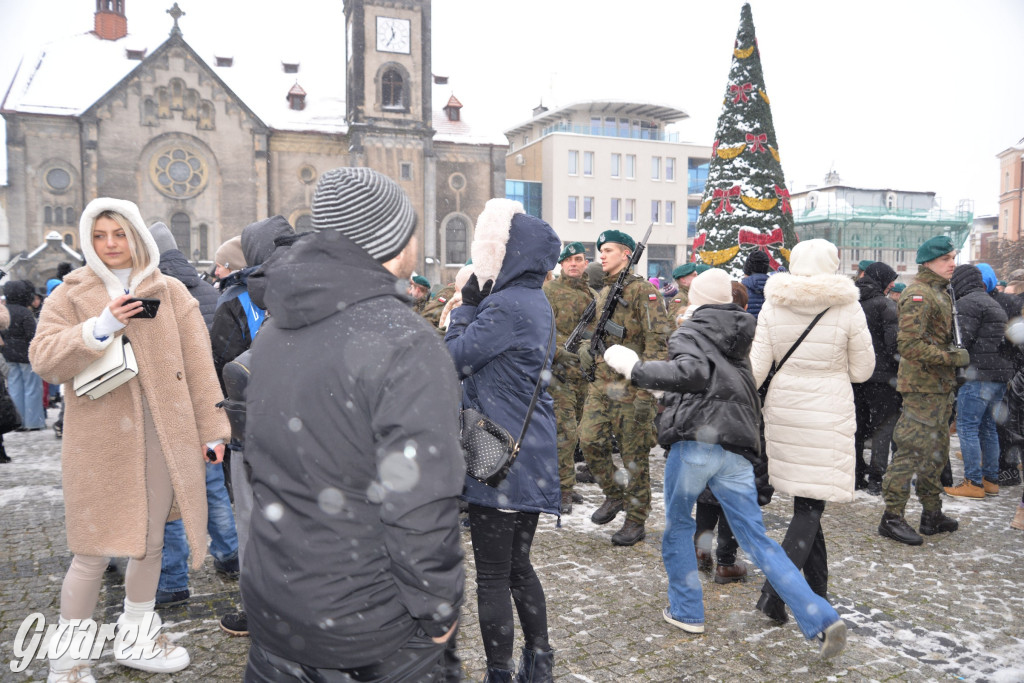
[431,82,507,146]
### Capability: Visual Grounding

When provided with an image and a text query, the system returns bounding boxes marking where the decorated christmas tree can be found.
[692,3,796,276]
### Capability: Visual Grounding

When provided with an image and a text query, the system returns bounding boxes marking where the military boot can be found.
[591,497,624,525]
[611,519,645,546]
[878,511,923,545]
[919,509,958,535]
[559,491,573,515]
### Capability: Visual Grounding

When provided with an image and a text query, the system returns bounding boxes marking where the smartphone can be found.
[126,297,160,318]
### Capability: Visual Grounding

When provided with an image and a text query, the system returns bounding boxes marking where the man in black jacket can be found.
[241,168,464,681]
[3,280,45,430]
[853,262,901,495]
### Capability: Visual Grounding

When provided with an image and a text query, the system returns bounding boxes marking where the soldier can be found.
[544,242,596,514]
[420,281,457,329]
[666,263,696,323]
[578,230,670,545]
[878,235,967,545]
[408,274,431,314]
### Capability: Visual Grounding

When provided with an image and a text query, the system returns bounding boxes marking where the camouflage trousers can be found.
[578,389,657,523]
[883,391,954,515]
[550,373,588,492]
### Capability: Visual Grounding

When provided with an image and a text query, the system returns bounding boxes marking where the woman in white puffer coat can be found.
[748,239,874,624]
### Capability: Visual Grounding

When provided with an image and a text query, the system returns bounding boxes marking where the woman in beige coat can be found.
[30,198,229,682]
[748,239,874,625]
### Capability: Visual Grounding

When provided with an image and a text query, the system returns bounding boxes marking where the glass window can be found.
[610,153,620,178]
[640,120,658,140]
[583,151,594,177]
[666,158,676,181]
[65,207,76,225]
[44,206,53,224]
[625,199,635,223]
[198,223,209,259]
[568,196,578,221]
[445,215,469,265]
[605,117,616,136]
[46,168,71,191]
[666,200,675,225]
[590,117,601,135]
[171,212,190,254]
[651,157,661,180]
[626,155,636,179]
[568,150,578,176]
[400,162,413,181]
[618,118,630,137]
[611,198,620,222]
[688,205,699,238]
[651,200,660,223]
[55,207,64,224]
[505,180,543,218]
[583,197,593,221]
[688,158,710,194]
[382,69,404,109]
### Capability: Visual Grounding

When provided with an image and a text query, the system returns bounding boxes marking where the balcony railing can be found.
[540,122,680,143]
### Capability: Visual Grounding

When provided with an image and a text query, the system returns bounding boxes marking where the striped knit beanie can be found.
[311,167,417,262]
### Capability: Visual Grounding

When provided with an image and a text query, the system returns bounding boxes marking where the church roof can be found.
[431,84,506,146]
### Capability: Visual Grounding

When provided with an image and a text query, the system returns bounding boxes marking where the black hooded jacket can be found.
[240,229,465,669]
[631,304,762,464]
[2,280,37,364]
[855,277,899,383]
[158,249,219,330]
[951,265,1013,383]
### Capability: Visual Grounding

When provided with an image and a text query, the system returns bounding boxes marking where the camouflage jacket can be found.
[666,285,690,324]
[590,271,670,402]
[896,266,960,394]
[543,273,596,383]
[420,284,457,331]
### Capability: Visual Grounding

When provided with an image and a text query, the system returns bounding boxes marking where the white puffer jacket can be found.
[750,270,875,502]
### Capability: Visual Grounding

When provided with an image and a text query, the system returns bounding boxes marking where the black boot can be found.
[514,648,554,683]
[611,519,645,546]
[590,497,624,525]
[482,667,513,683]
[755,591,788,624]
[575,463,596,484]
[0,445,10,464]
[919,509,958,535]
[878,511,923,545]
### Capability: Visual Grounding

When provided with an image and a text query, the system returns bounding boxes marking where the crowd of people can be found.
[8,167,1024,682]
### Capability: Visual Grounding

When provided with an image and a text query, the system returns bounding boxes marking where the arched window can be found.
[444,215,469,266]
[198,224,209,260]
[382,69,404,109]
[55,207,64,225]
[171,212,190,254]
[871,233,884,248]
[44,206,53,224]
[66,207,76,225]
[886,192,897,211]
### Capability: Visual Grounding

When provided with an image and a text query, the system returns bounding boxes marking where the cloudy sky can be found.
[2,0,1021,216]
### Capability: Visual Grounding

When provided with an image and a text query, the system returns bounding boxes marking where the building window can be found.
[583,197,593,221]
[568,196,578,221]
[896,249,905,263]
[688,204,699,238]
[583,151,594,177]
[590,116,601,135]
[46,168,71,192]
[505,180,543,218]
[568,150,578,176]
[44,206,53,224]
[55,207,64,224]
[150,147,209,199]
[65,207,76,225]
[647,244,675,281]
[610,153,620,178]
[400,162,413,181]
[688,158,710,194]
[444,215,469,266]
[382,68,404,109]
[170,212,190,254]
[611,198,620,222]
[626,155,636,179]
[665,158,676,182]
[198,223,209,260]
[283,62,299,74]
[665,200,675,225]
[299,165,317,184]
[651,157,661,181]
[625,199,635,223]
[886,192,897,211]
[651,200,660,223]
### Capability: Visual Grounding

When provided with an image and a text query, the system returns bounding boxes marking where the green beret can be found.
[558,242,586,263]
[596,229,636,253]
[892,282,906,293]
[916,235,955,264]
[858,259,875,271]
[695,264,712,274]
[411,275,430,289]
[999,280,1008,287]
[672,263,697,279]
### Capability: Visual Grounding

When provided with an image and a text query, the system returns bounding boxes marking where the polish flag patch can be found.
[437,296,447,303]
[911,295,923,302]
[649,294,658,301]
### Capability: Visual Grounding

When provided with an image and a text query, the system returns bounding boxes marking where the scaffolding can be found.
[794,203,974,252]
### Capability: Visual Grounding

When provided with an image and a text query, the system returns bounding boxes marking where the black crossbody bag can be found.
[759,308,830,394]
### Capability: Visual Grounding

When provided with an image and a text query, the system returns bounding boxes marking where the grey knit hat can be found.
[149,221,177,255]
[311,167,417,263]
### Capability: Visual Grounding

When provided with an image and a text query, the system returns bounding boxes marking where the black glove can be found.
[461,274,493,307]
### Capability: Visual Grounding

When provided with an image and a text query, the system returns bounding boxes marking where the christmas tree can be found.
[692,3,796,276]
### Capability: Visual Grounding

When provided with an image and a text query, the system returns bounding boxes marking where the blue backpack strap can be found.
[236,291,266,341]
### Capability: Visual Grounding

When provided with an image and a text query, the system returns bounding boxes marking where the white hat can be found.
[788,239,840,277]
[688,268,733,307]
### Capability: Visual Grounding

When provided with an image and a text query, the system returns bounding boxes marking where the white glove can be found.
[603,345,640,379]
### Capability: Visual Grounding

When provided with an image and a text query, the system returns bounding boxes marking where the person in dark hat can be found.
[888,281,906,303]
[242,167,464,680]
[856,259,875,279]
[408,274,431,313]
[879,235,965,545]
[741,249,772,318]
[667,263,697,323]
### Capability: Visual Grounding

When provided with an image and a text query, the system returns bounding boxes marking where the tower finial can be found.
[167,3,185,36]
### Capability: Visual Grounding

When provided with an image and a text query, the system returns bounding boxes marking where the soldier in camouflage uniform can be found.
[420,283,457,329]
[408,275,431,314]
[544,242,596,515]
[878,235,968,546]
[578,230,670,546]
[666,263,695,323]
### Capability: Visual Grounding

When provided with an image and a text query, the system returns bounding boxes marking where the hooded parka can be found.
[29,198,230,568]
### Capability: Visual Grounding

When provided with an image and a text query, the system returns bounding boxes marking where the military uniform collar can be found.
[917,267,949,288]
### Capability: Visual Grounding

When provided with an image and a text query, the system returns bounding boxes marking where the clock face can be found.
[376,16,411,54]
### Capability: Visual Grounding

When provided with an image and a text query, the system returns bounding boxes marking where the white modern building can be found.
[503,101,713,282]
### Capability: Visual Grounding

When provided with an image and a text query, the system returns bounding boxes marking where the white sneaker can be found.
[48,619,97,683]
[662,607,705,634]
[114,611,190,673]
[48,663,96,683]
[818,619,848,659]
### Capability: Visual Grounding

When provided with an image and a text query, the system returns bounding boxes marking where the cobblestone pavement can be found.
[2,412,1023,682]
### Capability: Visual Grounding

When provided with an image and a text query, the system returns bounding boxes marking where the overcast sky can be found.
[2,0,1021,216]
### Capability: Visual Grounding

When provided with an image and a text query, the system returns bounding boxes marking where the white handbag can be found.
[73,336,138,400]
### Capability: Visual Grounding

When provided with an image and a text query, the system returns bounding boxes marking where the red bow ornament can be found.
[713,186,741,215]
[691,232,706,261]
[729,83,753,103]
[745,133,767,153]
[774,185,792,215]
[738,228,784,270]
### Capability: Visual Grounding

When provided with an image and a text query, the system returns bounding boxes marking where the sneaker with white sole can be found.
[818,619,847,659]
[662,607,704,634]
[114,611,190,674]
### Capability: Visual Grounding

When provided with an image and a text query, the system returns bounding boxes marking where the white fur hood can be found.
[763,272,859,315]
[78,197,161,299]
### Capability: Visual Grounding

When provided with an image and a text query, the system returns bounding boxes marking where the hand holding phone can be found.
[125,297,160,319]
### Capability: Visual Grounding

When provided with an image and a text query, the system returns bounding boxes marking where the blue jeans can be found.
[663,441,839,639]
[8,363,45,429]
[158,462,239,592]
[956,381,1006,485]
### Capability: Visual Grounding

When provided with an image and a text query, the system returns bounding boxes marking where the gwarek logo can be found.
[10,612,163,672]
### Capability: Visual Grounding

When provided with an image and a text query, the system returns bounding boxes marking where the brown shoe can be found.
[1011,506,1024,531]
[591,497,624,525]
[560,491,573,515]
[694,547,713,573]
[611,519,646,546]
[944,479,985,499]
[714,562,747,584]
[982,478,1000,496]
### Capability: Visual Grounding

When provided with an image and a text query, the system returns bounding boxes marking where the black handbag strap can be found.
[774,307,830,374]
[513,311,557,454]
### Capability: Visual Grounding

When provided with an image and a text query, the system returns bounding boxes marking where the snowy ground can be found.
[1,410,1023,682]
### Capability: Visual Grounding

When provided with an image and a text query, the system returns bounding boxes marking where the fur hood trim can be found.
[471,198,523,284]
[79,198,161,299]
[764,272,859,312]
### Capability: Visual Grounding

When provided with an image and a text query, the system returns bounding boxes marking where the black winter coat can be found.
[856,278,899,383]
[631,304,762,464]
[240,230,464,669]
[951,266,1013,383]
[2,280,37,364]
[158,249,219,330]
[741,273,769,319]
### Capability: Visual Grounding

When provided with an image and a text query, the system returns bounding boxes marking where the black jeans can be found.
[854,383,902,483]
[694,501,738,565]
[468,504,549,670]
[761,497,828,604]
[245,634,446,682]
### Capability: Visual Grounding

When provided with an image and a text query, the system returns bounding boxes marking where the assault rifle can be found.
[947,284,968,386]
[564,223,654,382]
